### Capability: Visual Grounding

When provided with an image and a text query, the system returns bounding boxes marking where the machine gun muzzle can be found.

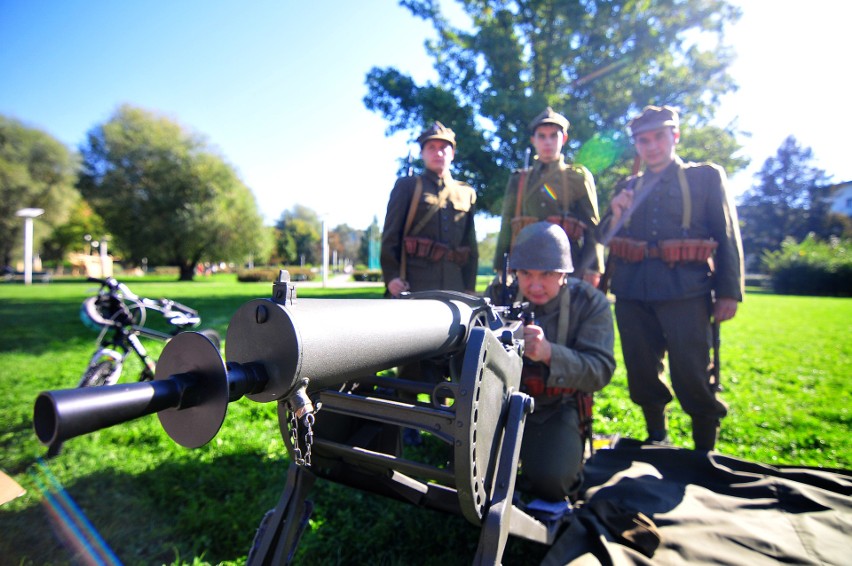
[33,332,268,448]
[34,291,485,449]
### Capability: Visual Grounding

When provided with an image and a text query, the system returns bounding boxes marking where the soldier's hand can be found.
[583,271,601,288]
[522,324,552,365]
[388,277,410,297]
[610,188,634,222]
[713,297,738,322]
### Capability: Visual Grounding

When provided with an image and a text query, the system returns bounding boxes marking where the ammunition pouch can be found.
[520,364,576,398]
[545,215,587,241]
[403,237,471,265]
[610,237,717,265]
[511,215,586,245]
[659,239,718,263]
[609,237,647,262]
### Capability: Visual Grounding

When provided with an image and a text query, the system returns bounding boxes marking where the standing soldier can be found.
[493,107,604,286]
[603,105,744,451]
[381,121,478,297]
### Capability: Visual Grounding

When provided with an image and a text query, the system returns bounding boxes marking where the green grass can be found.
[0,277,849,565]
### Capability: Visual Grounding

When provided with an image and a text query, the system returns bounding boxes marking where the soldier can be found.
[603,105,744,451]
[493,107,604,286]
[381,121,478,297]
[504,222,615,504]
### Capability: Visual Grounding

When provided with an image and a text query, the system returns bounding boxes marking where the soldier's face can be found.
[634,127,679,172]
[531,125,566,163]
[516,269,566,305]
[421,140,454,175]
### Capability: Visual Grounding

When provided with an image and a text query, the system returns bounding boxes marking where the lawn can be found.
[0,276,849,565]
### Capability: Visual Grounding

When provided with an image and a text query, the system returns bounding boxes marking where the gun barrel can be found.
[34,378,185,446]
[35,332,232,449]
[226,295,478,402]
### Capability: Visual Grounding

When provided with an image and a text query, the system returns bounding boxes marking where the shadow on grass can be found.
[1,452,289,565]
[2,448,552,566]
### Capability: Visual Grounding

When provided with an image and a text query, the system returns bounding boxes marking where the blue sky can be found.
[2,0,850,236]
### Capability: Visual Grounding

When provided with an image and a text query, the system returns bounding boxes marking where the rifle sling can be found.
[399,176,423,281]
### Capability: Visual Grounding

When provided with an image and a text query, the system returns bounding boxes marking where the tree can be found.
[328,223,363,270]
[274,205,321,265]
[0,115,78,268]
[738,136,832,270]
[78,105,267,280]
[364,0,746,212]
[40,200,109,266]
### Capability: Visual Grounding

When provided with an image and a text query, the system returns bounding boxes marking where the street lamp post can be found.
[15,208,45,285]
[321,216,329,288]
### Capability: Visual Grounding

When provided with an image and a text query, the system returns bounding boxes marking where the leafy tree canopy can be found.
[365,0,746,211]
[738,135,834,269]
[0,115,78,267]
[275,205,322,265]
[78,105,267,280]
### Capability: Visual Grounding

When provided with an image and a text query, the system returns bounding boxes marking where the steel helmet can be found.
[509,221,574,273]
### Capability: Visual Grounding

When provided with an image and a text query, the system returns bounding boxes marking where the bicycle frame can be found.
[78,277,212,387]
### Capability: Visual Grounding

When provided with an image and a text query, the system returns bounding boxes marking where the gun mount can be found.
[34,271,565,565]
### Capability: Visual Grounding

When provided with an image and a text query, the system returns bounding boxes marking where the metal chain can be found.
[289,410,316,467]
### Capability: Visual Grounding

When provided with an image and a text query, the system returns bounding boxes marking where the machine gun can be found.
[33,271,568,565]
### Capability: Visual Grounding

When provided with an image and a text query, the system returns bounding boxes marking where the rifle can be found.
[34,271,563,565]
[597,155,643,293]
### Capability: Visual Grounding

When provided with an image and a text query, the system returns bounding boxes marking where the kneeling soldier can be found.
[507,222,615,503]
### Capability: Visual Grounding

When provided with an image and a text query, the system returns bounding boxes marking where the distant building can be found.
[828,181,852,217]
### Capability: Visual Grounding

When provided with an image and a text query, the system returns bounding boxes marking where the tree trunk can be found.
[178,263,195,281]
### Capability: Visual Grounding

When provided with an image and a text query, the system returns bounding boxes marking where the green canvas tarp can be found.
[544,439,851,565]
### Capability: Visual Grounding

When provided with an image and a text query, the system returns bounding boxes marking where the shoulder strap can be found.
[410,180,453,236]
[677,166,691,231]
[514,170,528,217]
[400,177,423,281]
[557,284,572,345]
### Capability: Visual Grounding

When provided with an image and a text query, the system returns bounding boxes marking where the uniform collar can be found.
[423,169,454,186]
[532,154,566,173]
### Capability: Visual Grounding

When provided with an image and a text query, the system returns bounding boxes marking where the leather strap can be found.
[400,176,423,281]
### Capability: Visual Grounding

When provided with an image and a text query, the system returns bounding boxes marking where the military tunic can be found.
[493,156,604,275]
[604,157,744,439]
[381,170,478,293]
[517,279,615,502]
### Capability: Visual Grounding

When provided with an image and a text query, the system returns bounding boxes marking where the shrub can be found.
[236,266,315,283]
[762,234,852,296]
[352,269,383,282]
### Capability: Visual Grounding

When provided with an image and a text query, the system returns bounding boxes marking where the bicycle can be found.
[77,277,221,387]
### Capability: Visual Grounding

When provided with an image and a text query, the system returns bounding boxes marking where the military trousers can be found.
[614,295,727,423]
[518,400,583,502]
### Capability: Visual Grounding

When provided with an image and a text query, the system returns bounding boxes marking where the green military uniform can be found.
[604,105,744,450]
[493,108,604,276]
[517,279,615,502]
[381,170,478,293]
[493,157,603,274]
[489,221,615,502]
[381,122,479,294]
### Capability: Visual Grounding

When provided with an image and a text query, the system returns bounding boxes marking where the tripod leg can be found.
[473,392,533,566]
[247,464,317,566]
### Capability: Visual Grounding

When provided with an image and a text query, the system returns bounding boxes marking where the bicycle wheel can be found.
[79,351,123,387]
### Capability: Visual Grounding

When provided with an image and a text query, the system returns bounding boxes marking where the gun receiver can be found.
[34,271,563,565]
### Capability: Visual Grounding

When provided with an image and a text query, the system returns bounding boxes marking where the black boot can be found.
[642,406,669,444]
[692,417,720,451]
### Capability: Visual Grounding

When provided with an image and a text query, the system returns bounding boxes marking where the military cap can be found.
[417,121,456,149]
[628,105,680,136]
[510,221,574,273]
[529,107,570,134]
